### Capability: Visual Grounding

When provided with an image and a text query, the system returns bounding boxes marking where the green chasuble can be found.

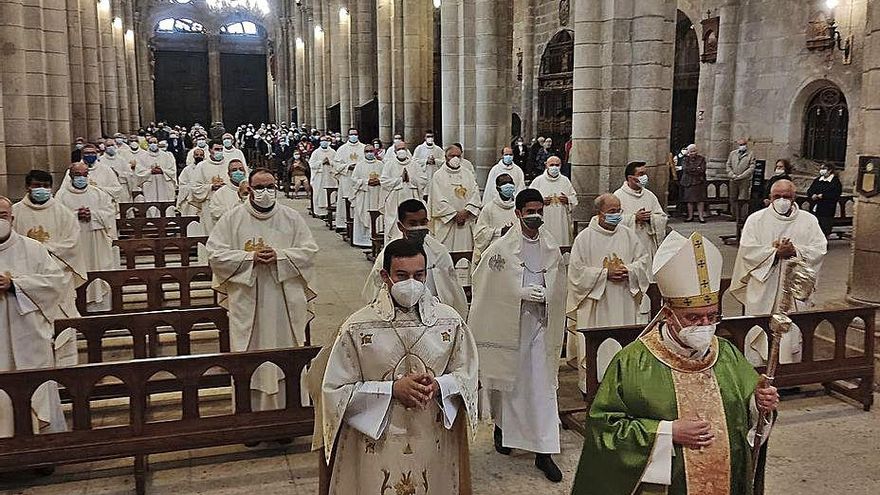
[571,331,760,495]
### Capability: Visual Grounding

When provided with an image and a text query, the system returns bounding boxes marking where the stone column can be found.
[441,0,461,146]
[346,2,360,115]
[124,25,140,129]
[0,78,6,195]
[705,1,741,178]
[207,32,223,124]
[376,0,393,142]
[391,0,405,135]
[849,1,880,304]
[356,0,376,107]
[0,0,28,195]
[135,30,155,125]
[66,0,87,139]
[520,0,536,139]
[458,0,476,159]
[111,3,130,132]
[43,0,74,170]
[80,0,103,138]
[402,0,432,145]
[267,45,277,123]
[275,21,289,123]
[295,6,311,126]
[312,23,326,130]
[322,0,336,115]
[337,5,352,131]
[97,1,119,133]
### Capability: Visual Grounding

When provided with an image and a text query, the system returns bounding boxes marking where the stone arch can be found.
[670,9,701,154]
[787,78,853,170]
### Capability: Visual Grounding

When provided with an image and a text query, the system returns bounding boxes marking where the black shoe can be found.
[699,217,706,223]
[33,466,55,477]
[684,217,693,223]
[494,426,511,455]
[243,441,261,448]
[535,454,562,483]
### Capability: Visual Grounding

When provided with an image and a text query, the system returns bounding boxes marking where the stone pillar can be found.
[458,0,477,159]
[124,26,139,129]
[66,0,87,139]
[80,0,103,138]
[275,21,289,123]
[441,0,461,146]
[474,0,512,184]
[295,6,311,126]
[520,0,536,139]
[312,23,326,130]
[0,0,27,196]
[337,5,352,131]
[111,3,130,132]
[402,0,432,146]
[391,0,405,135]
[346,2,360,114]
[322,1,336,115]
[207,32,223,125]
[849,1,880,304]
[705,1,741,178]
[0,78,6,195]
[376,0,393,142]
[97,1,119,133]
[356,0,376,107]
[44,0,74,170]
[135,30,155,125]
[267,46,277,123]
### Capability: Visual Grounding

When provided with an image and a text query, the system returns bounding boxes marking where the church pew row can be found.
[795,195,854,238]
[345,198,354,245]
[0,347,319,495]
[324,187,338,229]
[116,216,201,239]
[369,210,384,261]
[114,236,206,269]
[76,265,217,314]
[560,305,876,435]
[118,201,178,219]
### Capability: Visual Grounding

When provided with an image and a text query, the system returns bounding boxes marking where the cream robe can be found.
[209,182,246,226]
[321,290,478,495]
[413,142,446,181]
[482,161,526,204]
[310,147,338,216]
[380,156,429,243]
[0,232,68,438]
[472,197,517,267]
[351,157,385,248]
[192,158,230,236]
[135,150,177,203]
[56,184,116,308]
[731,205,827,365]
[333,141,366,229]
[185,144,210,167]
[176,162,202,217]
[206,202,318,410]
[12,197,85,319]
[100,153,134,203]
[222,146,247,168]
[61,161,123,205]
[364,229,469,320]
[566,218,650,392]
[428,165,482,253]
[469,226,566,453]
[529,172,578,245]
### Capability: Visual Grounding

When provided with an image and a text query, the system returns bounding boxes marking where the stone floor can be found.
[1,201,877,494]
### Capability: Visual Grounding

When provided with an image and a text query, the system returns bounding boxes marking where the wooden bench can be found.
[324,187,338,229]
[344,198,354,244]
[666,178,731,216]
[117,216,201,239]
[76,265,216,314]
[0,347,320,495]
[796,195,854,238]
[114,236,207,269]
[369,210,384,261]
[118,201,178,218]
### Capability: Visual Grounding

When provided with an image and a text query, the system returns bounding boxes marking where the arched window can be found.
[155,18,205,33]
[220,21,259,35]
[802,86,849,167]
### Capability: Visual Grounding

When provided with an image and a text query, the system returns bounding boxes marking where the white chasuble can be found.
[482,161,526,204]
[351,157,385,248]
[428,165,482,253]
[529,172,578,246]
[191,159,232,236]
[0,232,68,437]
[310,147,338,216]
[566,218,650,391]
[472,197,517,267]
[176,162,202,217]
[322,291,478,495]
[380,157,428,243]
[134,150,177,202]
[413,142,446,181]
[206,202,318,410]
[333,142,366,228]
[60,161,123,205]
[100,154,134,203]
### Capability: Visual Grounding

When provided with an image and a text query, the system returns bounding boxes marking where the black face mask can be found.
[521,214,544,231]
[403,226,430,244]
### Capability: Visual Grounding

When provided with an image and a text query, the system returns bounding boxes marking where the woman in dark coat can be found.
[678,144,708,222]
[806,162,843,237]
[764,158,793,202]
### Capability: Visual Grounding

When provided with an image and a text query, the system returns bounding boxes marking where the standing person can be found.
[468,188,567,483]
[731,179,827,365]
[512,136,528,168]
[571,230,780,495]
[221,132,248,168]
[320,239,478,495]
[763,158,793,202]
[726,138,756,223]
[449,143,476,175]
[806,162,843,237]
[135,137,178,204]
[309,135,337,218]
[483,147,526,204]
[61,144,123,204]
[473,173,518,266]
[526,137,545,182]
[206,168,318,411]
[332,128,366,230]
[679,144,708,223]
[534,137,557,172]
[413,130,445,180]
[380,141,428,242]
[273,134,294,186]
[166,129,187,167]
[0,197,68,438]
[529,156,578,246]
[177,147,206,218]
[100,138,134,203]
[566,194,650,394]
[185,133,209,167]
[428,147,482,253]
[371,138,385,161]
[208,160,248,225]
[350,144,384,248]
[192,140,232,236]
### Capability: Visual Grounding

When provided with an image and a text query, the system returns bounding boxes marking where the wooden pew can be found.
[369,210,384,261]
[118,201,178,218]
[796,194,854,238]
[324,187,338,229]
[116,216,200,239]
[114,236,207,269]
[75,265,216,314]
[345,198,354,244]
[0,347,320,495]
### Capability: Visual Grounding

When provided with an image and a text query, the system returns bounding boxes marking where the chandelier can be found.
[206,0,270,16]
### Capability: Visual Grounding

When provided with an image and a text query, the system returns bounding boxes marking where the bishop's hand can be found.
[672,419,715,450]
[393,374,433,409]
[755,376,779,413]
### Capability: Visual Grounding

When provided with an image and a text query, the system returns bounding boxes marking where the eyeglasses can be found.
[678,312,723,325]
[251,184,276,192]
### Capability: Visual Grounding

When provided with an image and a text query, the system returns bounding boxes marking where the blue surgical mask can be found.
[499,183,517,200]
[637,175,649,187]
[604,212,623,226]
[365,152,376,161]
[30,187,52,203]
[349,135,358,143]
[72,176,89,189]
[75,143,84,150]
[230,170,246,184]
[320,141,330,149]
[502,155,514,166]
[148,144,159,153]
[105,145,117,156]
[223,139,233,148]
[548,165,561,177]
[212,151,224,162]
[83,155,98,165]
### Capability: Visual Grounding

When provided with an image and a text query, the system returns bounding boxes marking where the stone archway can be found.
[670,9,700,153]
[537,30,573,155]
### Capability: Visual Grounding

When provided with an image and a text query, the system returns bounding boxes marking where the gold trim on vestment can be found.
[640,329,731,495]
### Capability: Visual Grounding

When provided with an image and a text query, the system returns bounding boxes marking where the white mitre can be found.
[652,231,723,308]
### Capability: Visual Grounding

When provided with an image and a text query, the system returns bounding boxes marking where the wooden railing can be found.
[118,201,178,218]
[75,265,216,314]
[116,216,200,239]
[114,236,206,269]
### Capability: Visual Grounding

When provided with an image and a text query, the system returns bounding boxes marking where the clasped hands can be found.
[253,248,277,265]
[0,274,12,293]
[773,238,797,260]
[368,177,381,187]
[77,207,91,223]
[151,165,163,175]
[635,208,652,224]
[392,373,439,409]
[607,265,629,282]
[520,284,546,304]
[453,210,471,226]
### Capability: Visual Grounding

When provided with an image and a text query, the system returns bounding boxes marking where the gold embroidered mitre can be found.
[27,225,51,243]
[652,231,722,308]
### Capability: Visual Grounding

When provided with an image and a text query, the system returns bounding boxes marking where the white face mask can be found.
[447,157,461,169]
[547,165,560,177]
[637,175,649,187]
[425,137,434,145]
[772,198,792,215]
[677,324,717,354]
[0,219,11,240]
[251,188,277,209]
[396,149,408,161]
[389,278,426,308]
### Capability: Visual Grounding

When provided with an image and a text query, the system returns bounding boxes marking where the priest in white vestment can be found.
[614,161,669,321]
[0,200,68,438]
[468,188,567,483]
[192,140,233,236]
[12,171,86,319]
[529,156,577,246]
[60,144,122,205]
[176,148,206,218]
[185,135,209,167]
[731,179,827,365]
[332,129,366,230]
[483,147,526,204]
[428,153,482,253]
[413,131,445,180]
[566,194,650,393]
[445,144,475,175]
[221,132,247,168]
[309,136,338,218]
[56,163,116,311]
[134,137,177,203]
[473,173,518,266]
[321,239,478,495]
[364,199,469,319]
[383,135,413,165]
[380,143,428,243]
[99,138,134,203]
[351,144,384,248]
[206,169,318,411]
[208,160,247,226]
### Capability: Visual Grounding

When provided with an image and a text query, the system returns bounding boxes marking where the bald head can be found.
[546,155,562,167]
[595,193,622,230]
[0,196,12,211]
[769,179,796,200]
[594,193,620,213]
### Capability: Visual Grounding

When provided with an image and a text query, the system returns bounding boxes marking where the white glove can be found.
[520,284,546,304]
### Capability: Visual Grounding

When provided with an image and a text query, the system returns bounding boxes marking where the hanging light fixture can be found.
[206,0,270,16]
